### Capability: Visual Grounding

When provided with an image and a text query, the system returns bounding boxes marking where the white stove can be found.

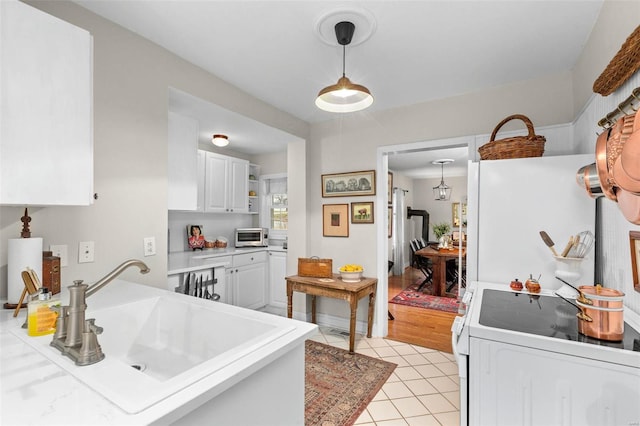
[452,282,640,426]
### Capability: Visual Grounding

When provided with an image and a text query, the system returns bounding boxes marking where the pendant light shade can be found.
[212,134,229,147]
[432,160,453,201]
[316,21,373,113]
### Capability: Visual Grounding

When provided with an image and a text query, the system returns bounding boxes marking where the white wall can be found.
[412,176,469,241]
[251,151,287,176]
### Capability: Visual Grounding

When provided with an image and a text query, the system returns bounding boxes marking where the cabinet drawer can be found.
[233,251,267,267]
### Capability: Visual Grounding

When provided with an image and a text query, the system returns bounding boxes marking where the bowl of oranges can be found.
[339,264,363,282]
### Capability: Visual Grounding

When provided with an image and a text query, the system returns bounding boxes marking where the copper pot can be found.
[556,286,625,342]
[575,300,624,341]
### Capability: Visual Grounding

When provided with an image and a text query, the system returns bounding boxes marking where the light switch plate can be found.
[79,241,94,263]
[143,237,156,257]
[50,244,68,267]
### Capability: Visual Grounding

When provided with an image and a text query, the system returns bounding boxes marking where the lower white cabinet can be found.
[268,251,287,308]
[226,252,267,309]
[469,338,640,426]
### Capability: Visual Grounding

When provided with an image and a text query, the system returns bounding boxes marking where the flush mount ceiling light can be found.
[315,21,373,113]
[432,159,454,201]
[212,134,229,147]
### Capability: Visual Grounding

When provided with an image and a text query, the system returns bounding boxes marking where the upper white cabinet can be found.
[203,151,249,213]
[0,0,93,206]
[168,112,198,210]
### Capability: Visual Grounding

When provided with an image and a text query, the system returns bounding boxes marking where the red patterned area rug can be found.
[389,281,460,313]
[305,341,396,426]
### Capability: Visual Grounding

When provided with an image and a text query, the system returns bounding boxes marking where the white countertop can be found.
[168,246,285,275]
[0,279,315,425]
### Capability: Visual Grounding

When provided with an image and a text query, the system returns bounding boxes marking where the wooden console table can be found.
[286,274,377,353]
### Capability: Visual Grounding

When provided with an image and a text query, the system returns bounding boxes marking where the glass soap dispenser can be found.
[27,288,61,337]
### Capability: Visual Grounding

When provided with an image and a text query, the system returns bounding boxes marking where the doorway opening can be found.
[376,136,473,351]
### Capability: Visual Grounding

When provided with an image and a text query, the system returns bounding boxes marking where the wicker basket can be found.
[298,257,333,278]
[478,114,546,160]
[593,25,640,96]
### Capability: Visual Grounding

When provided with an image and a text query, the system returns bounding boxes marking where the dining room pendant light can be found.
[315,21,373,113]
[212,134,229,147]
[432,160,453,201]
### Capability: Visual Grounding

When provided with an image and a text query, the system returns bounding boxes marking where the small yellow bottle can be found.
[27,288,61,337]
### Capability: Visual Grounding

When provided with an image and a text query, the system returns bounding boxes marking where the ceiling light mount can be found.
[315,20,373,113]
[315,7,376,46]
[212,134,229,147]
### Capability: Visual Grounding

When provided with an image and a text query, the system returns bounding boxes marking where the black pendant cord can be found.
[342,45,346,78]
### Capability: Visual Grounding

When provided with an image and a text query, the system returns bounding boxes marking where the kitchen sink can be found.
[11,295,295,414]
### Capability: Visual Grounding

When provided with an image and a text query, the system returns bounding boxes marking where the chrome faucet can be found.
[86,259,150,297]
[51,259,150,366]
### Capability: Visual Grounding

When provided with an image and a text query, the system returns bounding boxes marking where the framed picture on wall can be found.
[323,204,349,237]
[387,172,393,205]
[351,201,374,224]
[388,206,393,238]
[322,170,376,197]
[452,202,467,227]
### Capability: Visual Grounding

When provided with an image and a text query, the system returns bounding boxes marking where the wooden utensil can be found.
[560,236,574,257]
[13,270,40,317]
[539,231,559,256]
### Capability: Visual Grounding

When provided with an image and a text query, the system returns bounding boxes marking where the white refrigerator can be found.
[466,154,596,291]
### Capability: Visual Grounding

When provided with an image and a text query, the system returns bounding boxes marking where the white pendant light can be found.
[432,160,453,201]
[212,134,229,147]
[315,21,373,113]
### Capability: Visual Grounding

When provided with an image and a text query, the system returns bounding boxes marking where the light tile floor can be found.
[310,327,460,426]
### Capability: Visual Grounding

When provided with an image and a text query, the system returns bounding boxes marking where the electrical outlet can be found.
[50,244,68,267]
[78,241,94,263]
[143,237,156,257]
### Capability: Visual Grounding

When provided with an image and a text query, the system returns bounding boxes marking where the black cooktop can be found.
[479,289,640,352]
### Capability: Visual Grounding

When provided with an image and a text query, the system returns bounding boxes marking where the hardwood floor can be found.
[386,267,459,353]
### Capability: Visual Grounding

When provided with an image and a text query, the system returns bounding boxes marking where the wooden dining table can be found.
[415,246,466,297]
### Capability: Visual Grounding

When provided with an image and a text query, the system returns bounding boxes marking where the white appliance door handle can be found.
[451,316,464,364]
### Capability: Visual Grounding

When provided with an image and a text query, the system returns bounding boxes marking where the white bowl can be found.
[340,271,363,282]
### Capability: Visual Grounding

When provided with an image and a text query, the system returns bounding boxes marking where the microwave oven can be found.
[235,228,268,247]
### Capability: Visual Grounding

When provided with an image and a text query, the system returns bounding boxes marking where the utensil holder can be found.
[554,256,584,296]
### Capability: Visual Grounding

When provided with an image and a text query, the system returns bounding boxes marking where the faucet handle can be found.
[85,318,103,335]
[73,279,84,286]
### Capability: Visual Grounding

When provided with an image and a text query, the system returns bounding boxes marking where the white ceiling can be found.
[74,0,603,172]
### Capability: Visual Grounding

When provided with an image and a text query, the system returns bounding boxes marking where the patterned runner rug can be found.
[305,340,396,426]
[389,280,460,313]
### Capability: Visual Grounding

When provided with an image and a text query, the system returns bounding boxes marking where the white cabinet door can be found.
[196,150,206,212]
[203,152,228,212]
[268,251,287,308]
[168,112,198,210]
[469,338,640,426]
[233,262,267,309]
[1,0,93,206]
[202,151,249,213]
[228,157,249,213]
